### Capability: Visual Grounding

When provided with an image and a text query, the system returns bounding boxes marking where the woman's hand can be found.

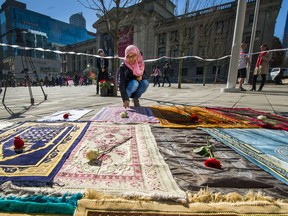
[137,76,142,81]
[123,100,130,109]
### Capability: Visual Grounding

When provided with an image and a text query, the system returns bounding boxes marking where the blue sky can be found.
[0,0,287,42]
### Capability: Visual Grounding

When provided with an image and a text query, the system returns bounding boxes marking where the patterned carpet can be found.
[150,105,255,128]
[54,123,185,201]
[202,128,288,185]
[206,107,288,131]
[89,106,159,123]
[0,122,89,184]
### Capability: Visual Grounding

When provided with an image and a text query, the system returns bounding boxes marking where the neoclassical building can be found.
[62,0,282,83]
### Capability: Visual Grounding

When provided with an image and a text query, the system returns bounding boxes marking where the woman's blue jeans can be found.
[126,79,149,99]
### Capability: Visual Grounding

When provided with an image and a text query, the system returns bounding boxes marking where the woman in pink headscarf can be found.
[119,45,149,108]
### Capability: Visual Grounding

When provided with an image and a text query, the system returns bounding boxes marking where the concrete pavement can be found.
[0,83,287,122]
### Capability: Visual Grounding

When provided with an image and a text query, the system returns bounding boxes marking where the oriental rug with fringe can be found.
[54,123,185,201]
[75,199,288,216]
[0,122,89,184]
[205,107,288,131]
[37,109,93,122]
[150,106,254,128]
[202,128,288,185]
[89,106,159,123]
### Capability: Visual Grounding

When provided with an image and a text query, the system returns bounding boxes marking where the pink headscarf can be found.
[124,45,144,77]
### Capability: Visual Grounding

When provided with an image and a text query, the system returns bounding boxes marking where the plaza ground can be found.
[0,82,287,121]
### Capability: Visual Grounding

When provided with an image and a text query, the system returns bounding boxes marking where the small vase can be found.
[100,88,108,97]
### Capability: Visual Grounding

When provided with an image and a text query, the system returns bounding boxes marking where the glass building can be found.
[0,0,95,81]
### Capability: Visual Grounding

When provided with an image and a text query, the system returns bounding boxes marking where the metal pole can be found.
[221,0,247,92]
[245,0,260,84]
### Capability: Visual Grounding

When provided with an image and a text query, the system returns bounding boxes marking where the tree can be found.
[77,0,141,96]
[270,36,284,68]
[175,0,233,88]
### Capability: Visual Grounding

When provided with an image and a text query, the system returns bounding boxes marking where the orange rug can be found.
[150,106,256,128]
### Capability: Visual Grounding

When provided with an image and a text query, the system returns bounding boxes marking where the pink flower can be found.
[204,158,222,169]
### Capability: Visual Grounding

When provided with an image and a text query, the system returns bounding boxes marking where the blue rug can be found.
[0,122,89,184]
[201,128,288,185]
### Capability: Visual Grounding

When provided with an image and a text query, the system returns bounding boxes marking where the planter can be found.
[100,88,108,97]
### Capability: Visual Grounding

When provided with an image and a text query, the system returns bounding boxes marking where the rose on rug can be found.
[54,123,185,201]
[89,106,159,123]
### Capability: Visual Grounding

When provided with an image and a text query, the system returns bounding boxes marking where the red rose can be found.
[14,136,24,149]
[204,157,222,169]
[63,113,69,119]
[190,113,199,122]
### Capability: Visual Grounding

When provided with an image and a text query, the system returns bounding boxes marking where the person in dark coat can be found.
[96,48,109,94]
[118,45,149,108]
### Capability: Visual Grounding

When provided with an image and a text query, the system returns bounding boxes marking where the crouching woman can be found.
[119,45,149,108]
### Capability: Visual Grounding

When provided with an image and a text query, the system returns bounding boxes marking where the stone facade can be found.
[63,0,282,83]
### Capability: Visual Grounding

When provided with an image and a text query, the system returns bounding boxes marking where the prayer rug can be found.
[54,123,186,201]
[0,121,16,130]
[0,122,89,183]
[151,127,288,199]
[206,107,288,131]
[202,128,288,185]
[37,109,93,122]
[75,199,288,216]
[89,106,159,123]
[150,105,254,128]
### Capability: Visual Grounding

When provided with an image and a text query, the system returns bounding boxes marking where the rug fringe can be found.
[84,189,186,203]
[85,187,288,206]
[187,188,287,205]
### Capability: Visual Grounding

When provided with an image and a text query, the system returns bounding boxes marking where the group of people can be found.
[99,42,273,109]
[0,43,272,107]
[151,63,171,87]
[237,43,272,91]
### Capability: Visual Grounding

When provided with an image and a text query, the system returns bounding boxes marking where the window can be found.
[196,67,203,75]
[158,47,165,57]
[212,66,221,75]
[170,30,178,42]
[248,14,254,25]
[170,46,179,61]
[158,33,166,45]
[182,68,188,76]
[216,21,224,34]
[185,27,194,41]
[204,25,210,36]
[198,45,205,57]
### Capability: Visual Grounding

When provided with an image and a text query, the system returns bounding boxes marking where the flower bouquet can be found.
[99,79,111,96]
[99,79,111,89]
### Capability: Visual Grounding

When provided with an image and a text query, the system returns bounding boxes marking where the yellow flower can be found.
[86,149,100,161]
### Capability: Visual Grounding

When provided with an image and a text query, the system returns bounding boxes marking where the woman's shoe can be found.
[250,88,256,91]
[133,98,140,107]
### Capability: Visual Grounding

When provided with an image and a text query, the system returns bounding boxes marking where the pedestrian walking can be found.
[151,65,161,87]
[237,43,250,91]
[96,48,109,94]
[162,63,171,87]
[250,44,272,91]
